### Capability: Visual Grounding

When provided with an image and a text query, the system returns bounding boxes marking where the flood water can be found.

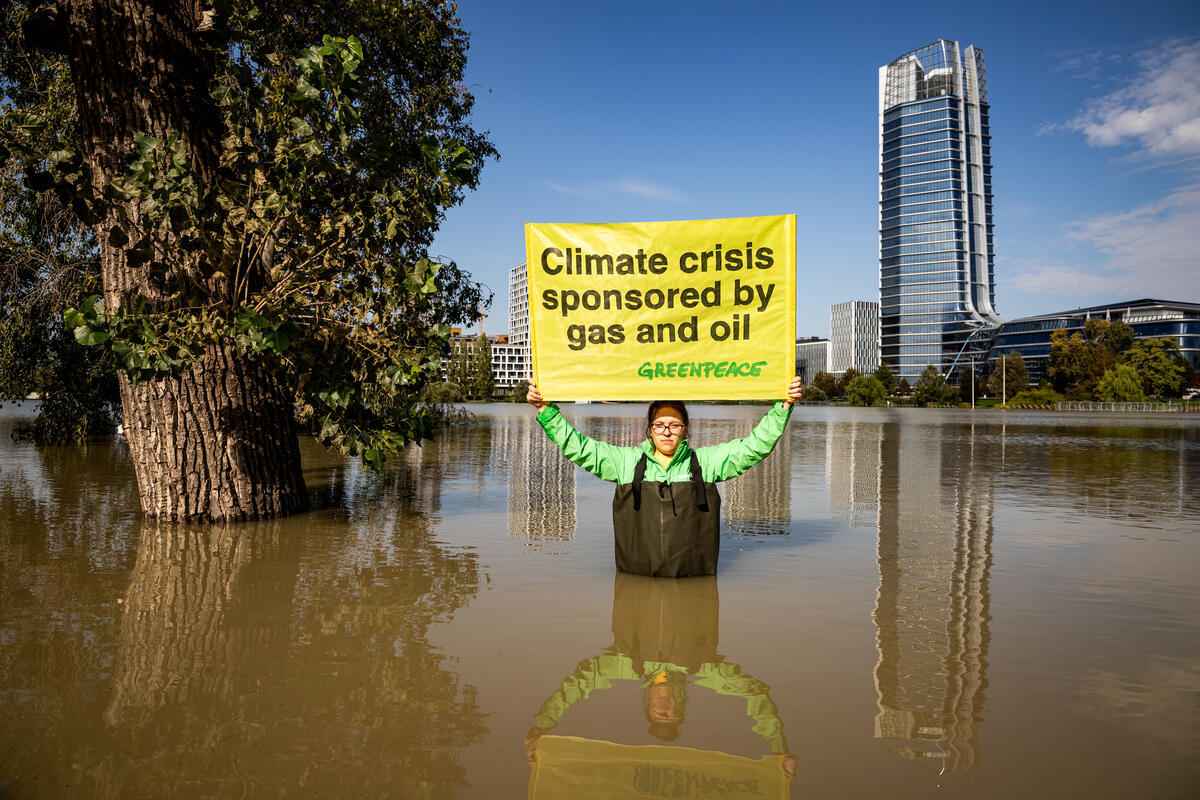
[2,402,1199,798]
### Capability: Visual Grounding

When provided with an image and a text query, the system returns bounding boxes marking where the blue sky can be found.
[430,0,1200,338]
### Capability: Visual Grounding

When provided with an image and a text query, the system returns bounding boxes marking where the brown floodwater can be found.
[1,402,1198,798]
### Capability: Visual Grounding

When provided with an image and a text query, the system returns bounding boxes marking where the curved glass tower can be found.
[878,40,1001,381]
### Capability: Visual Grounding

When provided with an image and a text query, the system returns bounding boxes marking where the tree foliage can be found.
[1097,364,1147,402]
[987,352,1028,401]
[810,371,837,398]
[845,375,886,407]
[896,377,911,396]
[0,6,119,440]
[872,363,897,396]
[834,368,861,397]
[1122,337,1192,397]
[1,0,496,468]
[1007,387,1064,408]
[912,364,959,406]
[1045,319,1136,399]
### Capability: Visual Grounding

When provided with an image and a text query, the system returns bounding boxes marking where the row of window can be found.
[882,290,964,306]
[881,345,948,356]
[882,108,959,134]
[882,169,959,192]
[883,280,964,296]
[881,130,957,158]
[882,233,964,251]
[882,97,954,124]
[882,119,959,144]
[882,250,965,267]
[887,159,957,178]
[882,147,959,171]
[880,180,961,202]
[882,196,962,217]
[882,197,962,216]
[881,302,965,315]
[880,219,961,238]
[882,210,962,227]
[882,264,964,280]
[882,312,973,325]
[881,241,963,259]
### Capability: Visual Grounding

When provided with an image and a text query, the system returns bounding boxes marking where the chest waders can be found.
[611,452,721,578]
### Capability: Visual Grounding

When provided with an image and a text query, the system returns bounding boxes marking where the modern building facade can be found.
[830,300,880,375]
[879,40,1002,381]
[509,262,530,346]
[795,337,830,385]
[987,298,1200,384]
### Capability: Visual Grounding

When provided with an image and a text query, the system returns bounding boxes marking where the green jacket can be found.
[535,402,793,485]
[533,652,789,754]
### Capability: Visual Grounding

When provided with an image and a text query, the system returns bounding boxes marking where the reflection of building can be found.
[873,421,992,772]
[722,419,792,536]
[827,421,883,528]
[499,415,576,543]
[830,301,880,375]
[795,337,829,384]
[879,40,1002,381]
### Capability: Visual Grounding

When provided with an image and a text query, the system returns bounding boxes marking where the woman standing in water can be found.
[527,377,802,577]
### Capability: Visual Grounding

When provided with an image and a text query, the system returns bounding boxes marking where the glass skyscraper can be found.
[879,40,1001,381]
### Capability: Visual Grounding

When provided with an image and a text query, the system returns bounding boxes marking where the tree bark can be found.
[61,0,307,520]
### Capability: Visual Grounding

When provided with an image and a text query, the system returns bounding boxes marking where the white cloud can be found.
[1011,183,1200,299]
[1066,40,1200,158]
[544,176,686,202]
[612,178,686,201]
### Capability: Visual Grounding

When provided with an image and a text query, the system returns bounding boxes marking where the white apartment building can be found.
[830,300,880,375]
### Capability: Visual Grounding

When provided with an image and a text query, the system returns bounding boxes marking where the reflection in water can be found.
[526,574,794,796]
[3,406,1199,798]
[828,421,883,528]
[723,420,792,536]
[0,423,488,798]
[873,422,993,772]
[498,415,577,545]
[105,522,296,728]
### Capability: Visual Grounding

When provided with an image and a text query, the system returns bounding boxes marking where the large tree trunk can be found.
[59,0,307,520]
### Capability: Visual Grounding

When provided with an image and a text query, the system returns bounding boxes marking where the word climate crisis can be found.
[538,242,777,352]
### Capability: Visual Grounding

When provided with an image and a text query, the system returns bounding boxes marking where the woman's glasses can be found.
[650,422,686,434]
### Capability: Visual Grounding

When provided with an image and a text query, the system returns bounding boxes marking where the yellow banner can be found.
[529,735,791,799]
[525,215,796,401]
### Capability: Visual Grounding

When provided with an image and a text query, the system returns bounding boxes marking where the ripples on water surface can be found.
[1,403,1198,798]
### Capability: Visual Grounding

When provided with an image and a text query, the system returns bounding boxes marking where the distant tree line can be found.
[801,319,1196,409]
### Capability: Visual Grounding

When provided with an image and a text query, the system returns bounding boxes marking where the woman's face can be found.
[650,406,686,457]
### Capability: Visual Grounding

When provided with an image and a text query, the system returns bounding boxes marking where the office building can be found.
[795,337,830,385]
[830,300,880,375]
[509,262,530,346]
[879,40,1002,381]
[987,298,1200,383]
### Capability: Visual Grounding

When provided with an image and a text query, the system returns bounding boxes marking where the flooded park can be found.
[1,402,1198,798]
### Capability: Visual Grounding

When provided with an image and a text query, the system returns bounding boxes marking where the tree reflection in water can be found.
[96,444,486,797]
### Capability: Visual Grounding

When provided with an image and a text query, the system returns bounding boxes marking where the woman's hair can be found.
[646,401,689,427]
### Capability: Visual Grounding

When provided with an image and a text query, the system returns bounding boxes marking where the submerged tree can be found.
[2,1,495,520]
